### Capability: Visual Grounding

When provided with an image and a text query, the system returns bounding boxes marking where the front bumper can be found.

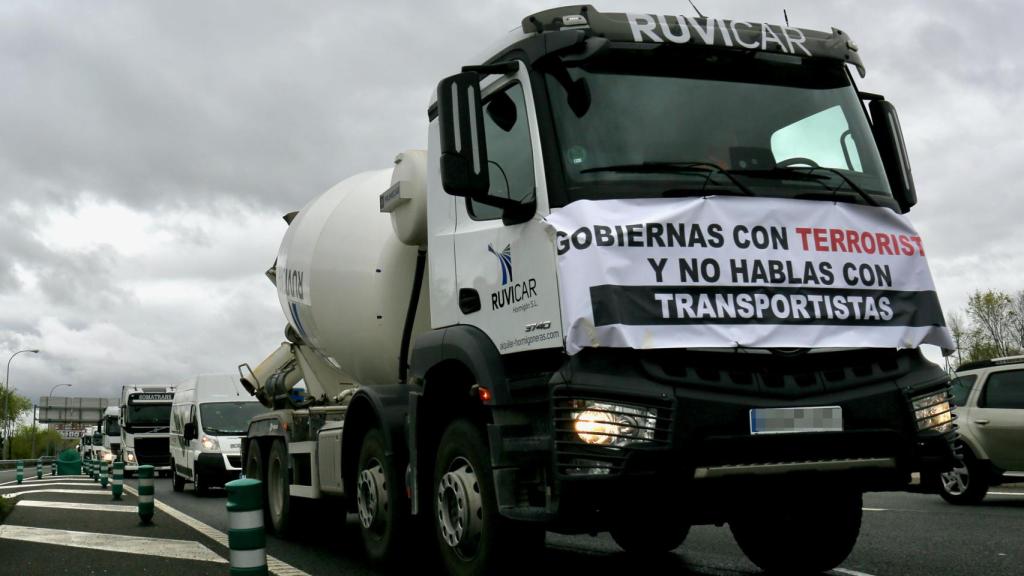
[195,452,244,486]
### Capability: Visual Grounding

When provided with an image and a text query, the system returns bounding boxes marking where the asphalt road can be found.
[151,475,1024,576]
[3,466,1023,575]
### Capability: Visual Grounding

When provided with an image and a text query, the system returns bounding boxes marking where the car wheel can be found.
[356,428,408,564]
[730,489,862,574]
[433,419,543,576]
[939,447,989,505]
[266,439,292,536]
[171,461,185,493]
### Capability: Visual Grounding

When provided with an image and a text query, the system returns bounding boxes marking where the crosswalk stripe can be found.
[124,485,309,576]
[0,525,227,563]
[1,482,103,492]
[16,500,137,513]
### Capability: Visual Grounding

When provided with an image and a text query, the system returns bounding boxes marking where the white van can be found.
[169,374,266,494]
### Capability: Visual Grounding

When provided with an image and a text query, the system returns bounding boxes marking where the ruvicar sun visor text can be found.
[544,197,955,355]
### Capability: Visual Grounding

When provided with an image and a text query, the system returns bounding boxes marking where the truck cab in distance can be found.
[119,386,175,477]
[170,374,267,494]
[93,406,121,470]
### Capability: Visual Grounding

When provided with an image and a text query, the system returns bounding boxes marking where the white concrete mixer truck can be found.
[239,6,958,575]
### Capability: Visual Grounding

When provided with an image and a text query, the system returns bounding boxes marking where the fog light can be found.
[572,402,657,447]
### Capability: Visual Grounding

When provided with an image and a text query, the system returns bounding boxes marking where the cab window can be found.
[468,82,535,220]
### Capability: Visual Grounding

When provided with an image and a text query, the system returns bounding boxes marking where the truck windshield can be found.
[104,416,121,436]
[125,404,171,429]
[542,48,892,205]
[200,402,266,436]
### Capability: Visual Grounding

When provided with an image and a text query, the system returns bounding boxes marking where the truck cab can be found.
[119,386,175,477]
[94,406,121,469]
[241,7,957,575]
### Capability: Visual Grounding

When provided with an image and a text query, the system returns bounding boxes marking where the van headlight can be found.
[102,452,114,462]
[912,392,953,433]
[573,402,657,447]
[201,435,220,451]
[126,451,136,463]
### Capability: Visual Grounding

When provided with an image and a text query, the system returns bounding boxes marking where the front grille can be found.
[134,437,170,466]
[553,390,674,477]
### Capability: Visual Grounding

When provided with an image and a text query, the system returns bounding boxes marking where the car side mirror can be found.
[437,71,490,197]
[183,422,196,441]
[869,99,917,213]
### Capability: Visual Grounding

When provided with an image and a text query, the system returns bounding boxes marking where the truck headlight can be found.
[912,392,953,433]
[573,402,657,447]
[201,435,220,451]
[102,452,114,462]
[126,451,136,463]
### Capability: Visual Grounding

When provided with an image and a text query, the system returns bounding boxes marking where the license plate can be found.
[749,406,842,435]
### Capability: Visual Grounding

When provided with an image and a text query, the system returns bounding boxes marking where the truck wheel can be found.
[610,522,689,554]
[433,419,542,576]
[356,428,407,564]
[244,442,270,530]
[171,461,185,493]
[939,447,989,505]
[730,489,862,574]
[266,439,292,535]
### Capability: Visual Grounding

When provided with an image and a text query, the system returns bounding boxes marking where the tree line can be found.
[946,289,1024,369]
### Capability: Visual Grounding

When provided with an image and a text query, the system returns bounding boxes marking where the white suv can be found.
[938,355,1024,504]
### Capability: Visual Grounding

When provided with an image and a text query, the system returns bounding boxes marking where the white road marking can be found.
[124,484,309,576]
[862,507,888,511]
[989,491,1024,496]
[0,479,100,487]
[16,500,137,513]
[1,488,111,499]
[0,525,226,563]
[0,478,94,486]
[833,568,879,576]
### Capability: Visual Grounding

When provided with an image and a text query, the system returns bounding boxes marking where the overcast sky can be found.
[1,1,1019,409]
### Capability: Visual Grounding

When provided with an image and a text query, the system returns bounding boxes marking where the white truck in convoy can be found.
[94,406,121,468]
[239,7,958,575]
[119,385,175,477]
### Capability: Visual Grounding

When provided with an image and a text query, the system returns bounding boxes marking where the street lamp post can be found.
[46,383,72,456]
[3,349,40,459]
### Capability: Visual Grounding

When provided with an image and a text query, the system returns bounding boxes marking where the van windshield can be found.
[200,402,267,436]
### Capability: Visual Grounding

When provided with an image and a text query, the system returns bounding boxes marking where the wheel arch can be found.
[341,386,410,510]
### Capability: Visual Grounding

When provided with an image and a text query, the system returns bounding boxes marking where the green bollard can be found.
[111,461,124,500]
[36,458,43,479]
[226,478,268,576]
[137,465,154,524]
[99,460,108,488]
[92,459,99,482]
[51,460,56,476]
[16,460,24,484]
[82,458,89,477]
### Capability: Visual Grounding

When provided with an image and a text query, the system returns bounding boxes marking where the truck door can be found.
[452,64,563,354]
[973,369,1024,470]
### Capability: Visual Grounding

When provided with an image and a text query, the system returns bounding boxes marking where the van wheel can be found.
[194,468,210,496]
[610,522,690,554]
[266,439,292,536]
[356,428,407,564]
[171,461,185,492]
[433,419,543,576]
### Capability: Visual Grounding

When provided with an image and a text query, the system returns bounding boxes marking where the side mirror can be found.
[869,99,917,213]
[183,422,196,441]
[437,71,490,197]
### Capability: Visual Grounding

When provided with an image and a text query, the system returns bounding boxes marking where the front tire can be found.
[433,419,543,576]
[939,447,989,505]
[610,522,689,554]
[194,467,210,496]
[730,489,862,574]
[356,428,408,564]
[266,439,292,536]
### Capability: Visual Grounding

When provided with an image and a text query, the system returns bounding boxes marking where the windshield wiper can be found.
[580,161,755,197]
[736,166,879,207]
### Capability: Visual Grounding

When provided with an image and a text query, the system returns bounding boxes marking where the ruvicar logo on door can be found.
[487,242,538,312]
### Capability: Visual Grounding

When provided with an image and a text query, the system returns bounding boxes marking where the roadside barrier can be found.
[112,461,124,500]
[50,460,56,476]
[16,460,23,484]
[83,459,90,477]
[36,458,43,479]
[226,478,267,576]
[100,460,108,488]
[92,459,99,482]
[137,464,154,524]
